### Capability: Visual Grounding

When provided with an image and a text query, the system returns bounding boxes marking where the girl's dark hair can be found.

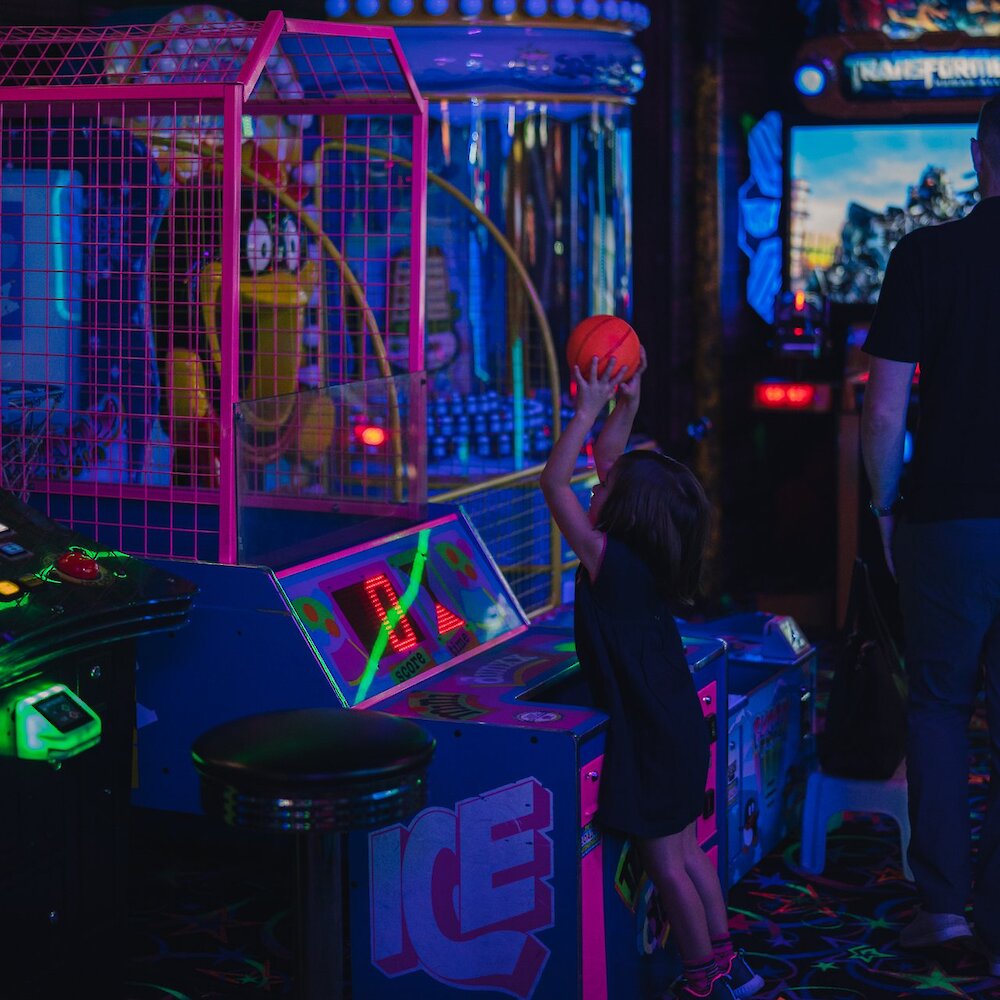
[595,450,710,603]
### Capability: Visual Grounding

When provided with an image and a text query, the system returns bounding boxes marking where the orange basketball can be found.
[566,315,641,380]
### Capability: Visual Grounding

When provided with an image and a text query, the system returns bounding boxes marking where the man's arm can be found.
[860,355,916,578]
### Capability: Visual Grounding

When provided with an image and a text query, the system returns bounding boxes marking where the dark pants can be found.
[895,518,1000,945]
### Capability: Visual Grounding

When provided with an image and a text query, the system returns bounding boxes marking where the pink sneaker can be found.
[674,975,737,999]
[719,950,764,999]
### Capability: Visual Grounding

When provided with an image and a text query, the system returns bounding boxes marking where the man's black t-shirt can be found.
[863,195,1000,522]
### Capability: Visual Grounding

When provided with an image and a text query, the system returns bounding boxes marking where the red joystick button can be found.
[55,552,101,582]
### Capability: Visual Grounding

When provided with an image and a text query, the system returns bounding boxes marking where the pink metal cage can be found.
[0,11,428,563]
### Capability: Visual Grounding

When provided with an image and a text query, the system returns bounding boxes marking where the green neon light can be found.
[36,546,130,585]
[13,683,101,761]
[354,528,431,705]
[69,544,129,561]
[512,336,525,470]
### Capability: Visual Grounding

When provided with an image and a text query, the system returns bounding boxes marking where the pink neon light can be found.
[581,756,607,1000]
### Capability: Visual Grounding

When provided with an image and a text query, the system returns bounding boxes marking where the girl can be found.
[540,349,762,1000]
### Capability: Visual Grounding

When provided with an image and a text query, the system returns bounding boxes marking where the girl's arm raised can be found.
[540,357,621,581]
[593,345,646,481]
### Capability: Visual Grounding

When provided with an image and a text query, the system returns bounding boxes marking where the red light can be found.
[759,384,787,405]
[364,574,418,653]
[786,384,815,405]
[793,290,806,311]
[792,325,805,338]
[358,425,387,447]
[754,382,819,410]
[435,601,464,635]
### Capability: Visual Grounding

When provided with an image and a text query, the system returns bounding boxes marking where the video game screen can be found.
[788,122,978,305]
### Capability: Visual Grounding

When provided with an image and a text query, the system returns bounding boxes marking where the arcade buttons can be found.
[53,551,105,585]
[0,540,31,561]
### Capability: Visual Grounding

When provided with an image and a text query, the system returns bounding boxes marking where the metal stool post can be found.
[192,708,435,999]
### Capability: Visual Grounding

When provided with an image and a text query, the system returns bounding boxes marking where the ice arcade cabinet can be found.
[0,490,196,991]
[774,10,996,624]
[133,415,729,998]
[0,11,719,997]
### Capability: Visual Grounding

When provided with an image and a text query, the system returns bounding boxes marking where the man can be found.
[861,94,1000,965]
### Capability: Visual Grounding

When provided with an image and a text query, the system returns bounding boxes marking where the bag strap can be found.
[842,556,866,636]
[855,557,905,677]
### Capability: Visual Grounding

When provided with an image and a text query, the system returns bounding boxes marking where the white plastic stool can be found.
[800,760,913,882]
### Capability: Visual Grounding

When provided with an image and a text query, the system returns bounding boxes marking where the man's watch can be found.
[868,495,904,517]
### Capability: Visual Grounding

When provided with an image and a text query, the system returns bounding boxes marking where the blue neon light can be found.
[795,64,826,97]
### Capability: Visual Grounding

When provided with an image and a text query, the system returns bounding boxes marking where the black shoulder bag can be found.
[817,557,908,780]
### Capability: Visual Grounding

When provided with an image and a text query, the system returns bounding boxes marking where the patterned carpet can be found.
[123,690,1000,999]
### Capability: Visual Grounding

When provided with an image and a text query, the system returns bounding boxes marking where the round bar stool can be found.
[191,707,435,1000]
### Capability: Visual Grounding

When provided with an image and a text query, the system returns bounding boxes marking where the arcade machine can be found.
[245,482,726,1000]
[0,490,196,994]
[0,9,724,999]
[783,2,992,624]
[677,611,816,890]
[324,0,651,616]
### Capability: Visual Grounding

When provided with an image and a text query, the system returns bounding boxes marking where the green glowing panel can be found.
[13,684,101,761]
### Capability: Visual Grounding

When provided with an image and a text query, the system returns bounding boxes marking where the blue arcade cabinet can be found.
[678,611,817,890]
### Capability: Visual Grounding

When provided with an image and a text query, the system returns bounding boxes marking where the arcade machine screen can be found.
[788,121,977,307]
[274,511,527,707]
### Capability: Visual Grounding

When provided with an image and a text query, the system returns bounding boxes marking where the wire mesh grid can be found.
[0,19,416,106]
[0,13,426,563]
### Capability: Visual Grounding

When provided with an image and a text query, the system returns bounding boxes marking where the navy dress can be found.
[574,536,709,837]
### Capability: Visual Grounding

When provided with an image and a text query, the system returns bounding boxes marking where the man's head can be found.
[973,96,1000,197]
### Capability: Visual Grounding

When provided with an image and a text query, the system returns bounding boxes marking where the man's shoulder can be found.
[907,199,1000,243]
[889,212,973,264]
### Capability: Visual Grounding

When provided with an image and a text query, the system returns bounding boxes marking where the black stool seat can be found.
[191,707,436,1000]
[192,707,436,833]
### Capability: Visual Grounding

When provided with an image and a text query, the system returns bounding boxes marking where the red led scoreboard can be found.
[274,512,526,706]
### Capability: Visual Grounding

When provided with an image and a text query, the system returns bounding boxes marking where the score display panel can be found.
[274,511,528,707]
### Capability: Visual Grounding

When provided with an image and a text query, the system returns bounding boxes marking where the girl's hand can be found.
[573,355,624,418]
[617,345,647,406]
